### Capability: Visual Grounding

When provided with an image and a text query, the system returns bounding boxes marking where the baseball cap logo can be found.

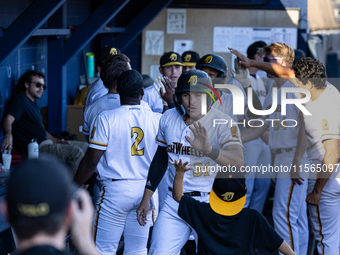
[110,48,118,55]
[169,53,177,61]
[188,75,197,86]
[18,203,50,217]
[184,54,192,62]
[231,126,238,138]
[322,119,329,130]
[205,56,213,63]
[221,192,234,201]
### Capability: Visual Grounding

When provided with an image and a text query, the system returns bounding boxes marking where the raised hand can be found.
[169,158,194,174]
[228,48,252,68]
[185,122,212,155]
[230,57,251,88]
[160,76,175,104]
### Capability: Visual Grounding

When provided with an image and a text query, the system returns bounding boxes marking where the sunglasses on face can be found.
[264,57,286,62]
[31,82,47,90]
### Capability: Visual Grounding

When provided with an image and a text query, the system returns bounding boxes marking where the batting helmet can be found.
[196,54,227,78]
[173,69,213,116]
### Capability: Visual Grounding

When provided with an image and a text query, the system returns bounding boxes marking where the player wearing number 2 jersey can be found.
[136,70,244,254]
[73,70,161,255]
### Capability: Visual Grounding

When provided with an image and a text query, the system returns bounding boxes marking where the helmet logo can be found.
[188,75,197,86]
[169,53,177,61]
[184,54,192,62]
[221,192,234,201]
[110,48,118,55]
[205,56,213,63]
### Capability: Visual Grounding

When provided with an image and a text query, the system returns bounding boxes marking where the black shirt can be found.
[178,195,283,255]
[16,245,71,255]
[7,94,46,154]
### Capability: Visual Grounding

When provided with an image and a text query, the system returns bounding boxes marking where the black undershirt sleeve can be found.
[145,145,168,192]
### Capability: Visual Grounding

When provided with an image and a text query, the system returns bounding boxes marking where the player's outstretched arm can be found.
[170,159,194,202]
[228,48,296,81]
[278,240,296,255]
[73,148,104,185]
[137,146,168,226]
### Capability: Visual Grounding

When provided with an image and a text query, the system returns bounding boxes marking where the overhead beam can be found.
[114,0,173,51]
[0,0,66,65]
[62,0,130,65]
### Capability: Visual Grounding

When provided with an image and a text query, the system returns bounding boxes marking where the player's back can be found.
[92,104,161,180]
[84,78,109,109]
[142,85,164,113]
[83,93,120,136]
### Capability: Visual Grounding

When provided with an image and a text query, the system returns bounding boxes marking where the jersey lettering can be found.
[166,142,205,157]
[131,127,144,156]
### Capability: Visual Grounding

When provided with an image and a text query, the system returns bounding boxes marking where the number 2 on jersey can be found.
[131,127,144,156]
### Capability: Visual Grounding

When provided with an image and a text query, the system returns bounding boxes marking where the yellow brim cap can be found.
[209,189,246,216]
[162,62,184,67]
[182,62,196,67]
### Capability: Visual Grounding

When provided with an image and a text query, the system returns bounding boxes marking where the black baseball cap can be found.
[117,69,143,97]
[182,51,200,67]
[160,52,183,67]
[97,46,121,65]
[247,41,267,59]
[6,155,76,221]
[209,170,247,216]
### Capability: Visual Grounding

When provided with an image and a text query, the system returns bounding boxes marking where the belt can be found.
[168,187,210,197]
[275,147,294,154]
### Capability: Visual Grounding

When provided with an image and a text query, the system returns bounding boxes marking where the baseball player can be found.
[230,44,309,254]
[229,48,340,254]
[143,52,183,113]
[74,70,161,255]
[136,69,244,254]
[293,58,340,255]
[82,54,131,140]
[83,46,121,109]
[181,51,200,72]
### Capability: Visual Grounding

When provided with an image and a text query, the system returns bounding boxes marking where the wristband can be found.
[207,147,219,160]
[168,103,175,108]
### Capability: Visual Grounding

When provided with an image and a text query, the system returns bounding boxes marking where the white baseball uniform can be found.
[303,83,340,255]
[228,76,271,211]
[263,81,309,255]
[142,85,164,113]
[149,107,243,255]
[83,93,121,136]
[84,78,109,110]
[89,103,161,255]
